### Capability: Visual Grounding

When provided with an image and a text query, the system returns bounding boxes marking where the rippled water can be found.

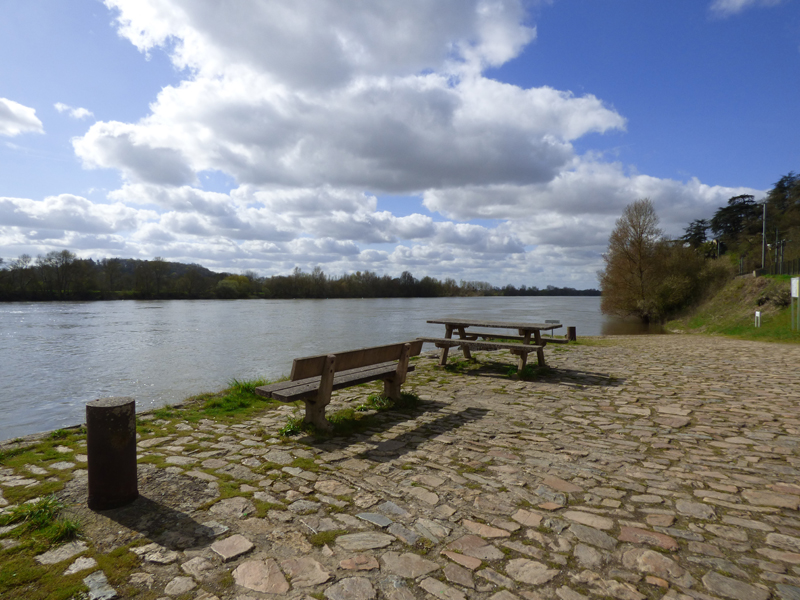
[0,296,652,440]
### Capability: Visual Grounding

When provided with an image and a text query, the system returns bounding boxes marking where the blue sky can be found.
[1,0,798,288]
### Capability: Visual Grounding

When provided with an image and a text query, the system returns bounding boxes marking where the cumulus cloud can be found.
[0,194,157,233]
[423,158,764,244]
[0,98,44,136]
[75,122,196,186]
[54,102,94,120]
[710,0,785,16]
[72,1,622,192]
[104,0,534,86]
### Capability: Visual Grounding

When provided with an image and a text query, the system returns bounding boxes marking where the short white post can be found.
[755,311,761,328]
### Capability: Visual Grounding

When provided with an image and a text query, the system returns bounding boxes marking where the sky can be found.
[1,0,798,289]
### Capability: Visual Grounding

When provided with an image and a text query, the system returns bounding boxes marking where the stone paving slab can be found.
[5,334,800,599]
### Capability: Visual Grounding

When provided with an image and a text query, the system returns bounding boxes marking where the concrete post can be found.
[86,397,138,510]
[567,326,577,341]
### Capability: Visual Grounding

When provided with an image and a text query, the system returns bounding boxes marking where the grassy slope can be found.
[667,274,800,343]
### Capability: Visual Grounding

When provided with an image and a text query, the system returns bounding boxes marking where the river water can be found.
[0,296,650,440]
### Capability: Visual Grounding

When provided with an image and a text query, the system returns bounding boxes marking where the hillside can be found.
[667,274,798,342]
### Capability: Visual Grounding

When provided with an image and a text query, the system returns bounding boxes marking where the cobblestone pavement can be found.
[5,334,800,600]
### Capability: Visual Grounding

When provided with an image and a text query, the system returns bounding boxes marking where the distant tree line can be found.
[599,170,800,323]
[0,254,600,301]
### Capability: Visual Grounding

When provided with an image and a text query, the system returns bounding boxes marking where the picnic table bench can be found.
[255,340,423,430]
[418,318,564,370]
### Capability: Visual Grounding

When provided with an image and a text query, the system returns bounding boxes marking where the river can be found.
[0,296,650,440]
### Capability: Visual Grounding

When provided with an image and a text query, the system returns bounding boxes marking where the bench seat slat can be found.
[463,331,569,344]
[417,337,543,352]
[256,363,416,402]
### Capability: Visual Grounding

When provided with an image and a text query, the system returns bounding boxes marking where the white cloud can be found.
[710,0,785,16]
[0,194,157,234]
[104,0,535,86]
[0,98,44,137]
[54,102,94,120]
[423,158,764,244]
[73,1,622,191]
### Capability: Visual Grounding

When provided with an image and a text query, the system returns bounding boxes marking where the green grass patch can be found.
[290,457,319,472]
[506,363,551,381]
[0,496,81,545]
[669,274,800,343]
[279,415,304,437]
[444,358,474,373]
[146,377,286,424]
[308,529,347,547]
[254,500,286,518]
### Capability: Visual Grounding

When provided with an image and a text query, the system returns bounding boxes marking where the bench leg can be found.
[383,377,400,400]
[384,342,410,400]
[438,347,450,366]
[536,347,546,367]
[517,352,527,372]
[458,327,472,360]
[438,324,454,366]
[304,354,335,431]
[303,398,332,431]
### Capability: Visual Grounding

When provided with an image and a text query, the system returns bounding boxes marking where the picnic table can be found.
[418,318,564,369]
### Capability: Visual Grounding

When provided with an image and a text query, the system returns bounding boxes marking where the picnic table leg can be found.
[457,326,472,360]
[532,330,546,367]
[304,354,335,430]
[516,329,533,371]
[515,350,528,372]
[439,325,454,366]
[384,343,410,400]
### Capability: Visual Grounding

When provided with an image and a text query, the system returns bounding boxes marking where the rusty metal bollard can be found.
[567,326,577,341]
[86,397,138,510]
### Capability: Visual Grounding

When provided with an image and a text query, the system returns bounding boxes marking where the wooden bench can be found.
[255,340,423,430]
[416,337,545,370]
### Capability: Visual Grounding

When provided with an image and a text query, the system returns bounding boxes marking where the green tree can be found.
[101,258,122,292]
[681,219,710,249]
[709,194,760,246]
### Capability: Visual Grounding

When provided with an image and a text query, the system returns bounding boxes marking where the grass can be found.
[668,274,800,343]
[146,376,285,424]
[0,496,81,544]
[307,529,348,547]
[506,363,551,381]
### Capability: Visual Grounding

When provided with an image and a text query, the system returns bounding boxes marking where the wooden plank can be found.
[256,363,417,402]
[466,331,527,342]
[426,318,562,331]
[290,340,424,380]
[417,337,542,352]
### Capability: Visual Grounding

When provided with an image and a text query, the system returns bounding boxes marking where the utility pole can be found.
[762,201,767,269]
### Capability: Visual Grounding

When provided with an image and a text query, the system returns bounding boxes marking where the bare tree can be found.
[599,199,664,322]
[9,254,35,293]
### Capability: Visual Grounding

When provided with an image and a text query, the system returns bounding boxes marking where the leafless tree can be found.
[599,199,664,322]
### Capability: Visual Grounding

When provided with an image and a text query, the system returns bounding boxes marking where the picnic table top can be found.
[426,318,562,331]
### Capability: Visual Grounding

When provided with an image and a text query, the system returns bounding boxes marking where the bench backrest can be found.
[290,340,424,380]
